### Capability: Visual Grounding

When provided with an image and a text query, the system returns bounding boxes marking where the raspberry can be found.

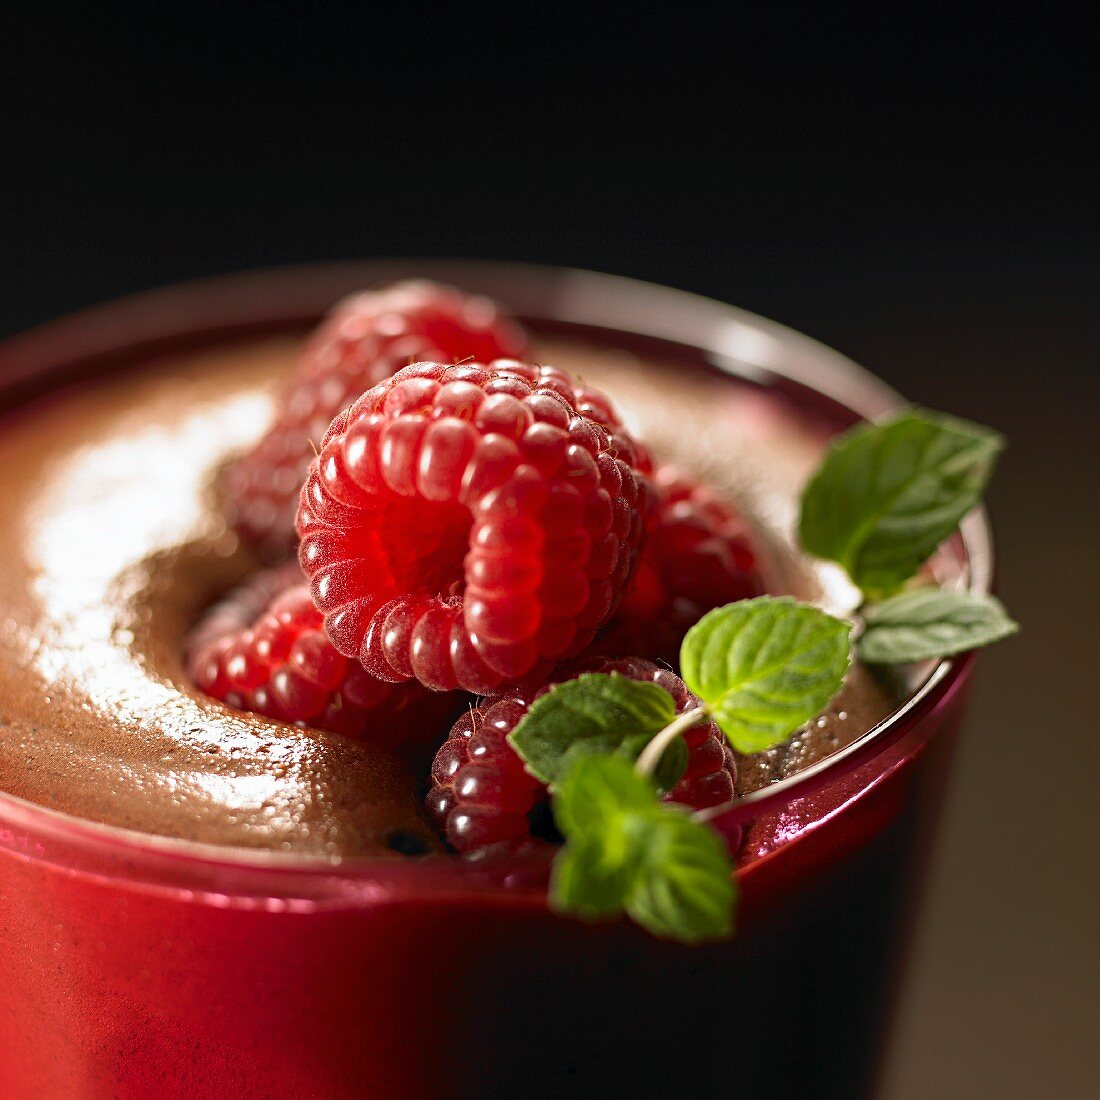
[596,465,763,664]
[186,566,456,761]
[296,359,654,695]
[225,281,529,550]
[427,657,737,852]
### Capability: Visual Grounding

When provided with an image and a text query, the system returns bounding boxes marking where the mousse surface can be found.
[0,334,894,855]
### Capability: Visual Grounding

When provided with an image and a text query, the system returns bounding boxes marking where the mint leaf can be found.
[550,756,660,921]
[508,673,686,793]
[860,588,1018,663]
[680,596,852,754]
[550,756,735,943]
[624,810,737,944]
[552,829,645,921]
[799,409,1004,596]
[552,747,658,836]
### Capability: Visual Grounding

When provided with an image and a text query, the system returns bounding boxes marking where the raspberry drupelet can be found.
[428,658,737,852]
[296,359,655,695]
[225,280,529,550]
[597,465,763,664]
[186,567,456,760]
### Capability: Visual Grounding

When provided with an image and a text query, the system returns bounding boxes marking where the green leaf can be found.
[798,409,1004,596]
[624,810,737,944]
[550,756,736,943]
[508,673,686,793]
[551,750,658,837]
[550,756,659,921]
[552,831,643,922]
[859,588,1018,663]
[680,596,852,754]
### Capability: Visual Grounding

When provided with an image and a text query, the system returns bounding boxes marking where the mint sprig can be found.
[679,597,852,754]
[507,595,850,943]
[551,756,736,943]
[799,409,1003,597]
[859,589,1018,663]
[503,401,1015,948]
[799,406,1016,666]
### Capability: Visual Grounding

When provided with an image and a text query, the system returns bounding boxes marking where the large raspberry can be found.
[296,359,653,695]
[597,465,763,664]
[427,657,737,852]
[225,280,529,550]
[186,567,456,761]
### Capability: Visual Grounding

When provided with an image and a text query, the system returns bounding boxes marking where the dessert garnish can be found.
[505,597,849,942]
[427,657,736,851]
[595,465,763,665]
[799,408,1016,661]
[294,359,653,694]
[195,280,1017,943]
[186,567,453,759]
[503,409,1016,944]
[225,281,527,550]
[857,588,1017,663]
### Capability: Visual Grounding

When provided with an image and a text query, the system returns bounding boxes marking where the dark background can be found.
[3,5,1097,1097]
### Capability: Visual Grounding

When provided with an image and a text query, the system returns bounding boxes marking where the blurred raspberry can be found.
[596,465,763,664]
[224,280,529,551]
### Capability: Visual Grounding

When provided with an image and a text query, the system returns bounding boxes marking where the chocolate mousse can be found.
[0,331,895,856]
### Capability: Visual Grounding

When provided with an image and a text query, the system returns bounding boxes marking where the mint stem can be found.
[634,706,708,778]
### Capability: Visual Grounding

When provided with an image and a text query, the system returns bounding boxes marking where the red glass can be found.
[0,264,991,1099]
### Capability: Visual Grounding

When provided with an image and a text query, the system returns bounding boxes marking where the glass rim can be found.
[0,259,993,881]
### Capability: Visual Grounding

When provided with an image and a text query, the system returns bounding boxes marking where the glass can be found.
[0,263,991,1098]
